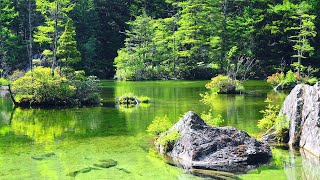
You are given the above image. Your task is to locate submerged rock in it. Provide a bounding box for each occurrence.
[155,111,272,174]
[66,167,95,177]
[31,152,55,161]
[280,83,320,157]
[93,159,118,168]
[190,168,239,179]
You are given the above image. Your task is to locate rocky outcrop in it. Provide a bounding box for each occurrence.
[280,83,320,157]
[156,111,272,174]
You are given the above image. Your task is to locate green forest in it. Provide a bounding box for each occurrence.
[1,0,319,80]
[2,1,320,179]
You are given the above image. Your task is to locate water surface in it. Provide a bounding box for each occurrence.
[0,81,319,179]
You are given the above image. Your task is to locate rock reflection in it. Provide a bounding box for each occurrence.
[300,148,320,179]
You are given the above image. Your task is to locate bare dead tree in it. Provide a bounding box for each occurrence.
[227,55,259,84]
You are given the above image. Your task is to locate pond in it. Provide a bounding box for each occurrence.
[0,80,319,179]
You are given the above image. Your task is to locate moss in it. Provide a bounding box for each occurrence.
[157,130,181,152]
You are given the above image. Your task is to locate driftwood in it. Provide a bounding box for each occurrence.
[8,84,17,107]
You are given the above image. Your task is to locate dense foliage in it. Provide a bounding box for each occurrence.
[257,98,289,141]
[147,115,173,135]
[0,0,319,80]
[205,75,244,94]
[11,67,99,106]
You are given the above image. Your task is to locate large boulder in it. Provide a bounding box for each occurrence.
[281,83,320,157]
[156,111,272,174]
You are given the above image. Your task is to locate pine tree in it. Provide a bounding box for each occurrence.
[57,19,81,67]
[34,0,74,75]
[289,2,317,74]
[0,0,18,76]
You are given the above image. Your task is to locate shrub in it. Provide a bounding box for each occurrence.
[147,115,173,135]
[205,75,243,94]
[116,93,150,105]
[257,99,280,130]
[157,130,181,152]
[307,77,318,85]
[267,72,285,87]
[11,67,100,106]
[0,78,9,86]
[284,70,296,84]
[257,98,289,138]
[201,111,224,126]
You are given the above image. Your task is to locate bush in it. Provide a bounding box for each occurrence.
[267,69,319,89]
[257,98,289,140]
[257,99,280,130]
[267,72,285,87]
[156,130,181,152]
[307,77,318,85]
[116,93,150,105]
[201,111,224,126]
[147,115,173,135]
[11,67,100,106]
[0,78,9,86]
[205,75,243,94]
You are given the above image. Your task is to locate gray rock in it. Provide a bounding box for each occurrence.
[156,111,272,174]
[281,83,320,157]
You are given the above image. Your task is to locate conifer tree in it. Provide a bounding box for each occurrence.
[57,19,81,67]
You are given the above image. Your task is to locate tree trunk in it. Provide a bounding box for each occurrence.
[28,0,33,72]
[221,0,228,70]
[52,2,59,76]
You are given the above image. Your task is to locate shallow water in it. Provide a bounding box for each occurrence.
[0,80,319,179]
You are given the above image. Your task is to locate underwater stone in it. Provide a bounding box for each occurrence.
[93,159,118,168]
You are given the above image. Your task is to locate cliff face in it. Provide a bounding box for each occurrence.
[281,83,320,157]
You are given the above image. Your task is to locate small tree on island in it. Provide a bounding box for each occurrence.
[57,19,81,69]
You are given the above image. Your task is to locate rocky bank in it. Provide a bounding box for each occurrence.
[280,83,320,158]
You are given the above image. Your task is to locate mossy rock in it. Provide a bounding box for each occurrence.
[93,159,118,168]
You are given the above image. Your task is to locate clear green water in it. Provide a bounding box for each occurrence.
[0,80,319,179]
